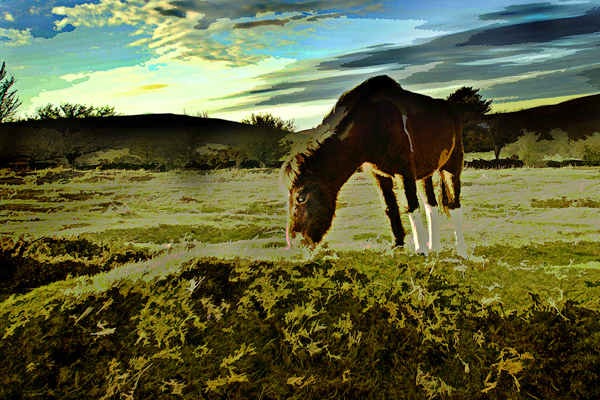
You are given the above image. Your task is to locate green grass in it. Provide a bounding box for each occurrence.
[1,165,600,399]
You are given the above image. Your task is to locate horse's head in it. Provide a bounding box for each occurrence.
[285,178,336,249]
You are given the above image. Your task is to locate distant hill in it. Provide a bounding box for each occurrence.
[1,93,598,169]
[0,113,277,149]
[483,93,600,140]
[0,113,290,168]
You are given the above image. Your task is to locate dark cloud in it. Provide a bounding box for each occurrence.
[580,67,600,91]
[482,66,596,102]
[306,12,343,21]
[154,7,187,18]
[167,0,384,30]
[212,72,380,112]
[315,5,600,79]
[479,2,573,22]
[234,18,289,29]
[234,5,600,116]
[316,28,475,70]
[458,7,600,46]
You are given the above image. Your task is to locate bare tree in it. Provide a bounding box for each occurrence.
[34,102,118,119]
[0,61,22,122]
[241,112,295,167]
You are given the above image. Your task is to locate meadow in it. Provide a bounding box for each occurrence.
[1,165,600,399]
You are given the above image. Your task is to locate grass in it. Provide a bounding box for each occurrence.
[1,165,600,399]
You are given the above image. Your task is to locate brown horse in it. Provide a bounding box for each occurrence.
[280,75,467,258]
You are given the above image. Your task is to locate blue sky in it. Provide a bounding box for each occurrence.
[1,0,599,129]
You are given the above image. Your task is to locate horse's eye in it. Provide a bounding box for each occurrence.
[297,194,307,204]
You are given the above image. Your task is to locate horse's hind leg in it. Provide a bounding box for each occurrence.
[398,173,428,255]
[371,173,405,247]
[440,170,468,258]
[420,176,441,252]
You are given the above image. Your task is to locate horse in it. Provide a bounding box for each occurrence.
[280,75,468,258]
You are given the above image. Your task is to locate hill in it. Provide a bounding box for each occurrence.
[0,113,275,148]
[484,93,600,140]
[0,114,283,168]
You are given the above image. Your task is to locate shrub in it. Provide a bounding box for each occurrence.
[505,131,600,166]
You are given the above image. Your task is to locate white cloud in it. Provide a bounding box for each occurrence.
[0,28,33,47]
[26,48,297,118]
[61,72,90,82]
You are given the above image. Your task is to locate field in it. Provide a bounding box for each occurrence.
[1,165,600,399]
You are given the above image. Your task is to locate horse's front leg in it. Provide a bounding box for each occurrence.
[371,173,405,247]
[420,176,442,252]
[398,173,428,256]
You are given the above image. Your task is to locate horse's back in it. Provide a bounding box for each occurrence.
[361,85,462,178]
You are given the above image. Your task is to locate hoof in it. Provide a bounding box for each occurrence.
[414,246,429,257]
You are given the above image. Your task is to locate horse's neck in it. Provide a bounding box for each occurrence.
[311,137,364,192]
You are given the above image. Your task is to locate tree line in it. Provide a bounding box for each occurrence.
[1,59,517,169]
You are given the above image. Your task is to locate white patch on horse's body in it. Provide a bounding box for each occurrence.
[408,209,428,255]
[477,122,490,131]
[437,136,456,169]
[338,121,355,141]
[449,208,468,259]
[402,115,414,152]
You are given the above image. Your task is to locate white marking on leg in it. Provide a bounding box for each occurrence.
[417,187,441,252]
[338,121,355,141]
[408,209,428,256]
[449,208,468,259]
[402,115,414,152]
[426,205,442,252]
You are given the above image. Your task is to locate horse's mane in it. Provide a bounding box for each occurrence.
[280,75,401,192]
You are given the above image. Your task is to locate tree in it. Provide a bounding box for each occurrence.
[446,87,494,154]
[197,147,248,169]
[241,112,295,167]
[486,115,523,159]
[33,102,118,119]
[0,61,22,122]
[16,126,109,168]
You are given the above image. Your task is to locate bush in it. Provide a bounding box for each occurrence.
[504,132,548,166]
[570,132,600,161]
[505,131,600,166]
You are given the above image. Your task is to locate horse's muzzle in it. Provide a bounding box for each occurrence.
[286,226,316,249]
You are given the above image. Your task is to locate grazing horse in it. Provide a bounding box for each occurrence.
[280,75,467,258]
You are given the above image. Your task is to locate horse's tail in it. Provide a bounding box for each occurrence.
[439,176,451,218]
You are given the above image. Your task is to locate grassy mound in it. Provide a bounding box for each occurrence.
[2,241,600,399]
[0,237,149,301]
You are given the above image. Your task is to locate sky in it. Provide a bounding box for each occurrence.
[1,0,600,130]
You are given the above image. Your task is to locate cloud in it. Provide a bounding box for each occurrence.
[153,6,187,19]
[580,67,600,91]
[141,83,169,90]
[478,2,592,23]
[234,18,289,29]
[0,27,34,47]
[166,0,388,30]
[23,47,297,117]
[458,7,600,47]
[0,0,79,39]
